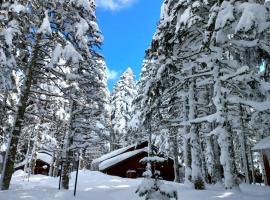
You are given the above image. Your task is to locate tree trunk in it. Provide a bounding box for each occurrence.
[212,135,222,183]
[188,80,202,182]
[53,154,60,177]
[205,136,214,182]
[0,34,41,190]
[239,104,250,183]
[171,128,180,182]
[61,100,75,189]
[183,96,192,182]
[248,146,255,184]
[49,151,55,177]
[200,138,208,182]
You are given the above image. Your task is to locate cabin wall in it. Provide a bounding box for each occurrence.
[33,160,50,175]
[263,149,270,185]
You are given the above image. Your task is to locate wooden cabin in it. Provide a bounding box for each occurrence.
[15,151,53,176]
[92,141,176,181]
[252,136,270,186]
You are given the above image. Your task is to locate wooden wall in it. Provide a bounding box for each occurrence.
[263,150,270,186]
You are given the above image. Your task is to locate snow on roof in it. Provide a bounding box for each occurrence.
[99,147,148,171]
[14,152,53,168]
[92,144,137,164]
[37,152,53,164]
[252,136,270,151]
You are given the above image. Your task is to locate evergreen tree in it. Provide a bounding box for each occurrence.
[0,0,103,190]
[110,68,136,150]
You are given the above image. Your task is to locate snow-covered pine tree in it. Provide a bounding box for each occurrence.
[110,68,136,150]
[0,0,103,190]
[136,108,178,200]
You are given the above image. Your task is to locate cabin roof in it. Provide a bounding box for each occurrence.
[252,136,270,151]
[36,152,53,164]
[15,151,53,168]
[92,141,148,165]
[94,141,177,171]
[99,147,148,171]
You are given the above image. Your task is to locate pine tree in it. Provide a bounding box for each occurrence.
[110,68,136,150]
[0,0,103,190]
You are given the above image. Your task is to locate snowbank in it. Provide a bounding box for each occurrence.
[252,136,270,151]
[0,170,269,200]
[239,183,270,197]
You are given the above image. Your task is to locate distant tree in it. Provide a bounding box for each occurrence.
[110,68,136,150]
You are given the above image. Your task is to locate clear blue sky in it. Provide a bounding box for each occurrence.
[96,0,164,90]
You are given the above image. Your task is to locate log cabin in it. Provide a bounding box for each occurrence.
[15,150,53,176]
[252,136,270,186]
[92,141,177,181]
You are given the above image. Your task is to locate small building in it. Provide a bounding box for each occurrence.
[15,151,53,176]
[92,141,176,181]
[252,136,270,186]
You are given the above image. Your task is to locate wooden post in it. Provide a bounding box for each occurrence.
[74,154,80,196]
[58,161,63,190]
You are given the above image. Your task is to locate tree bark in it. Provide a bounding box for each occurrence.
[61,100,75,189]
[188,79,202,182]
[239,104,250,183]
[171,128,180,182]
[0,34,41,190]
[212,135,222,183]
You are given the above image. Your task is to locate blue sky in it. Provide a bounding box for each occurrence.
[96,0,164,90]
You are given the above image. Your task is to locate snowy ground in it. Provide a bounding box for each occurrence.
[0,170,269,200]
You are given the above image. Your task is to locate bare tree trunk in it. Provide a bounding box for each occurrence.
[53,153,60,177]
[49,151,55,177]
[183,96,192,182]
[188,79,202,182]
[171,128,180,182]
[23,138,31,174]
[0,34,41,190]
[248,146,255,184]
[239,104,250,183]
[212,135,222,183]
[200,139,208,181]
[0,90,8,147]
[61,100,75,189]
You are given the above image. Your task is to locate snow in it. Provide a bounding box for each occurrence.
[70,0,93,11]
[252,136,270,151]
[76,18,89,38]
[37,152,53,165]
[62,43,83,63]
[239,184,270,197]
[228,97,270,112]
[215,1,235,30]
[92,144,136,164]
[140,156,166,164]
[2,20,19,46]
[0,170,269,200]
[10,2,26,13]
[235,3,270,34]
[99,148,148,171]
[37,12,52,35]
[15,152,52,168]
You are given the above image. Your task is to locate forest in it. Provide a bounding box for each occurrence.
[0,0,270,200]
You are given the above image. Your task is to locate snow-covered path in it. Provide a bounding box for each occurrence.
[0,170,269,200]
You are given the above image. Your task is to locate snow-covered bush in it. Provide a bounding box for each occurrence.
[136,157,178,200]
